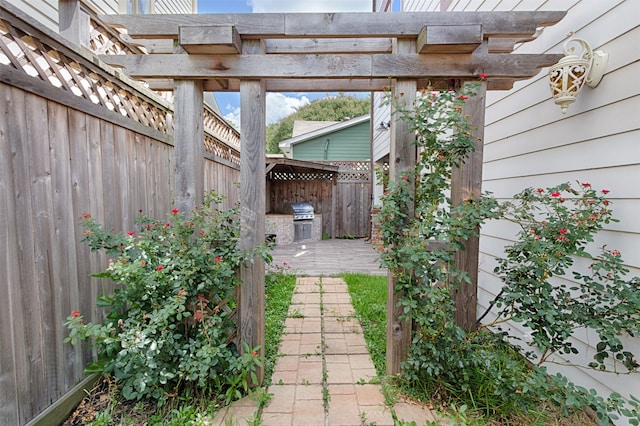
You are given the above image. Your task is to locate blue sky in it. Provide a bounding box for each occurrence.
[197,0,399,128]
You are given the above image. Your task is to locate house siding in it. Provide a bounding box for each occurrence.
[292,121,371,161]
[5,0,193,32]
[155,0,194,14]
[403,0,640,416]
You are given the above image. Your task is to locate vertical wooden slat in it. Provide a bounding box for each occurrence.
[0,83,21,426]
[68,108,91,375]
[113,125,129,232]
[24,92,54,416]
[148,138,161,216]
[173,79,204,215]
[451,80,487,331]
[86,115,105,334]
[239,42,266,384]
[9,84,38,423]
[100,121,117,231]
[48,100,80,393]
[386,39,417,376]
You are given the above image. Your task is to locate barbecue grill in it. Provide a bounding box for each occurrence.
[285,202,315,241]
[286,202,315,221]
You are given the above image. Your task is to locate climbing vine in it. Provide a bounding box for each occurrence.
[377,81,640,424]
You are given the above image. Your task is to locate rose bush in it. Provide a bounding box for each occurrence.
[377,82,640,424]
[65,192,267,403]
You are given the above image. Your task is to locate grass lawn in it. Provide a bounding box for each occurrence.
[340,273,387,376]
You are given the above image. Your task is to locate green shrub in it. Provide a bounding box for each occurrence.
[65,193,267,403]
[377,81,640,424]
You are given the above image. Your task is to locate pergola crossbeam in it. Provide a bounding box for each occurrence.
[101,52,562,80]
[99,11,565,40]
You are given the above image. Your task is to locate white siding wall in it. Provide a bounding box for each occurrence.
[6,0,193,33]
[403,0,640,418]
[155,0,194,13]
[4,0,58,30]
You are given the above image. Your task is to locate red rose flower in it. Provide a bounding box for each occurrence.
[551,191,561,197]
[70,310,81,318]
[601,189,610,194]
[215,256,222,263]
[171,208,179,214]
[156,265,164,271]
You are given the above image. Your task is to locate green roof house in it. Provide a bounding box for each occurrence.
[279,115,370,161]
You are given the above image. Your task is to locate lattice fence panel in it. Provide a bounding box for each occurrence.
[325,161,372,182]
[204,133,241,165]
[88,15,144,55]
[0,16,170,133]
[268,171,336,181]
[0,9,240,160]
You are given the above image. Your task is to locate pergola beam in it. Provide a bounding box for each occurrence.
[99,11,565,40]
[145,77,521,92]
[101,52,562,81]
[416,25,482,53]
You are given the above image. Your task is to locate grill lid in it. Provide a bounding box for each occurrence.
[287,202,314,220]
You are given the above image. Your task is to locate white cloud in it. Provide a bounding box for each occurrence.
[266,93,310,124]
[223,104,241,130]
[222,93,310,128]
[248,0,372,12]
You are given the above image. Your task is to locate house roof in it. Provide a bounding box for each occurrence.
[279,115,370,153]
[292,120,338,137]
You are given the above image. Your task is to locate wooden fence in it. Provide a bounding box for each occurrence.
[0,3,239,424]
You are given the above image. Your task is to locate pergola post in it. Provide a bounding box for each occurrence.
[238,40,266,384]
[451,80,487,331]
[386,41,417,376]
[173,79,204,216]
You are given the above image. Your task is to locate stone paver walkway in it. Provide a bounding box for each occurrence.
[210,276,438,426]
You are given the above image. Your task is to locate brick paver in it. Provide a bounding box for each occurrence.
[209,276,437,425]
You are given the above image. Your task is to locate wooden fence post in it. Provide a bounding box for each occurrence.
[451,80,487,331]
[239,40,266,384]
[173,79,204,215]
[386,40,417,376]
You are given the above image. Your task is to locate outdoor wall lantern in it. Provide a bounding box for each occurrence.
[548,33,608,114]
[377,121,391,131]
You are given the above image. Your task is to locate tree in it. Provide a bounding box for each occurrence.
[266,94,370,154]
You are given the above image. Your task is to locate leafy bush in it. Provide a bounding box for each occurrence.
[377,80,640,424]
[65,193,267,403]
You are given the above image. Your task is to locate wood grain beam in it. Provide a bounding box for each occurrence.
[386,39,417,377]
[238,40,266,386]
[179,25,242,54]
[451,80,486,331]
[98,11,566,40]
[263,38,393,54]
[417,25,482,53]
[101,52,562,81]
[173,79,204,216]
[145,77,518,92]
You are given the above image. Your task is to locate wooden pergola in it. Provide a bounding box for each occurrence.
[98,10,566,380]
